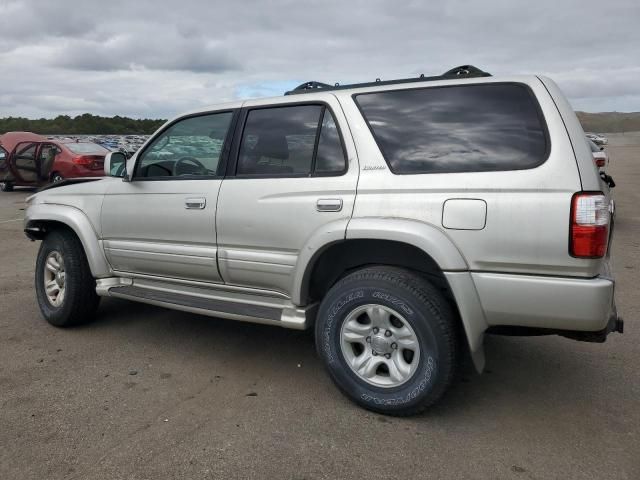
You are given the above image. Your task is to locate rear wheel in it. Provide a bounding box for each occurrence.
[0,181,13,192]
[315,266,458,416]
[35,229,100,327]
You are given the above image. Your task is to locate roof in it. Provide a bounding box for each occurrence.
[0,131,48,152]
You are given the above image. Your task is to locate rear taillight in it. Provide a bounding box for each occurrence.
[594,157,606,168]
[570,192,610,258]
[73,156,92,166]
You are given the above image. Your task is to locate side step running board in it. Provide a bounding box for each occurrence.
[107,284,312,330]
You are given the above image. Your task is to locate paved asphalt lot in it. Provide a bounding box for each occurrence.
[1,134,638,480]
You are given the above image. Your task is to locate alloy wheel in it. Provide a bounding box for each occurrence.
[340,304,421,388]
[43,250,66,307]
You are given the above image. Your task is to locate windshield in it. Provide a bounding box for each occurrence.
[588,139,600,152]
[64,142,109,155]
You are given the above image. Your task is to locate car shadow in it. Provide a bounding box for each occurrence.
[87,298,607,419]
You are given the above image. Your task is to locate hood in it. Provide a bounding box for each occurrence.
[27,176,121,205]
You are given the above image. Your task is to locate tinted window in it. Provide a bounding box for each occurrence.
[315,109,346,174]
[135,112,233,179]
[238,105,322,175]
[355,83,548,174]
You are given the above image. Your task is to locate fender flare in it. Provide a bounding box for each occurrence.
[345,218,469,270]
[292,217,486,371]
[24,203,111,278]
[292,217,469,305]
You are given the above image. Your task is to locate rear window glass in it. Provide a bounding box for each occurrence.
[64,142,109,155]
[354,83,549,174]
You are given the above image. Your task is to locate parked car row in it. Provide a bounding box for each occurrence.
[586,132,608,146]
[48,134,149,158]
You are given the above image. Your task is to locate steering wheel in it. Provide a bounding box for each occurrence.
[173,157,207,176]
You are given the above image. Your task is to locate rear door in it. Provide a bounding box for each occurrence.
[216,96,358,297]
[37,143,60,181]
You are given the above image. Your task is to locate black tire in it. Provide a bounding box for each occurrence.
[35,229,100,327]
[0,181,13,192]
[315,266,458,416]
[51,173,64,183]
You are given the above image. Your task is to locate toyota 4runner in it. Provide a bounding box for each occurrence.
[24,66,623,416]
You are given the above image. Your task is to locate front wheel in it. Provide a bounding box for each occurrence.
[35,229,100,327]
[315,267,458,416]
[0,181,13,192]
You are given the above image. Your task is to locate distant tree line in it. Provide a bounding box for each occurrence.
[2,111,639,136]
[0,114,166,135]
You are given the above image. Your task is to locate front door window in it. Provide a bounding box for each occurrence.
[134,112,233,179]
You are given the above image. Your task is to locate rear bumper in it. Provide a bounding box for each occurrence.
[471,271,618,333]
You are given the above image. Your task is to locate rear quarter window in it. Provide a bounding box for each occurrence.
[354,83,549,174]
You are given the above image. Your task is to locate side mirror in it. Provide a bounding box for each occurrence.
[104,151,128,180]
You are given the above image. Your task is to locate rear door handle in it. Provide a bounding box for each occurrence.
[316,198,343,212]
[185,197,206,209]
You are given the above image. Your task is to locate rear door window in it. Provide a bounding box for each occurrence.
[237,105,346,176]
[238,105,322,176]
[314,109,347,175]
[354,83,549,174]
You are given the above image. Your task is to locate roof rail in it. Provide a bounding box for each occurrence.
[284,65,491,95]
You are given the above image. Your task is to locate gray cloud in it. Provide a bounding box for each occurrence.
[55,36,240,73]
[0,0,638,118]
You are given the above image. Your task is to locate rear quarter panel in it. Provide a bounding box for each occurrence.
[338,76,592,277]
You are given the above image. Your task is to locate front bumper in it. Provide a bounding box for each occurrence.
[472,271,619,334]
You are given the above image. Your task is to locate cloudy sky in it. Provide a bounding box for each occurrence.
[0,0,638,119]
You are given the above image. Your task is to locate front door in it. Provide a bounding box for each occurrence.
[216,98,359,297]
[101,110,236,283]
[10,142,40,185]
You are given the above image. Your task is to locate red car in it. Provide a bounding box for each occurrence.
[0,132,108,191]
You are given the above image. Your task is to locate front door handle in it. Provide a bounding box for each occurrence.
[316,198,343,212]
[185,197,206,209]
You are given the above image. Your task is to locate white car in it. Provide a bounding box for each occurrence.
[586,133,608,146]
[588,139,609,169]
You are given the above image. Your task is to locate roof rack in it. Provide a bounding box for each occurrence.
[284,65,491,95]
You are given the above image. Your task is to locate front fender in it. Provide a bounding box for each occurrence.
[24,203,111,278]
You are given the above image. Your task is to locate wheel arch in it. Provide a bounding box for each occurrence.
[293,218,486,372]
[294,218,469,305]
[24,204,110,278]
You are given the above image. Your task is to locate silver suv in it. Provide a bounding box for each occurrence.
[24,66,622,416]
